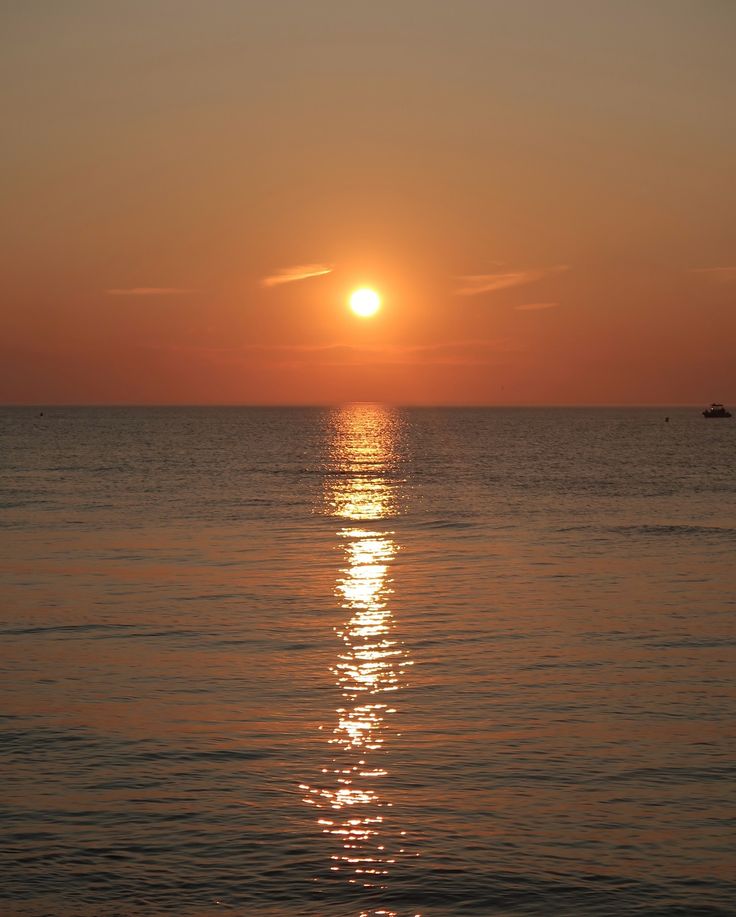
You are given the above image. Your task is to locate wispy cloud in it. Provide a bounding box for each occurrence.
[272,340,515,367]
[455,265,568,296]
[145,339,517,368]
[690,266,736,282]
[515,302,559,311]
[261,264,333,287]
[107,287,196,296]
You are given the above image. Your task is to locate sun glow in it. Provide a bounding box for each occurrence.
[349,288,381,318]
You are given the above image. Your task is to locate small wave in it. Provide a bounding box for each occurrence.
[2,623,137,637]
[611,524,736,538]
[645,637,736,649]
[609,764,736,785]
[416,518,477,530]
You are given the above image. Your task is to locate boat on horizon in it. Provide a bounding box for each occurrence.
[702,403,732,418]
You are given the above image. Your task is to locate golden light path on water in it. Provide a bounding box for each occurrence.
[301,406,419,917]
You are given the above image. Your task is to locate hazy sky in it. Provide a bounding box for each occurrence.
[2,0,734,404]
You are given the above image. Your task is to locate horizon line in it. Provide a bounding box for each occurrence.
[0,401,716,409]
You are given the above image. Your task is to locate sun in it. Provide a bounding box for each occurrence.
[349,287,381,318]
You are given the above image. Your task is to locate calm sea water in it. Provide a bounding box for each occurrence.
[1,406,734,917]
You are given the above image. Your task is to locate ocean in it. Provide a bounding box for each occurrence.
[1,405,734,916]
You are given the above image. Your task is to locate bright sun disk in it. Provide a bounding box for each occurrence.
[349,288,381,318]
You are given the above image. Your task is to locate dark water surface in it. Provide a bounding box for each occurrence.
[1,406,734,916]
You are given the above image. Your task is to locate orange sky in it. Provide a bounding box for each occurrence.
[1,1,734,405]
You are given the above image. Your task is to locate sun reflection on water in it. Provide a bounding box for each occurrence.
[301,405,418,912]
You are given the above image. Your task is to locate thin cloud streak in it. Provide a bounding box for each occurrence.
[262,340,515,366]
[107,287,197,296]
[455,265,568,296]
[145,339,517,367]
[261,264,333,287]
[515,302,559,311]
[690,266,736,282]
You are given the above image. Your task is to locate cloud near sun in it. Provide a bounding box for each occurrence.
[455,265,568,296]
[261,264,333,287]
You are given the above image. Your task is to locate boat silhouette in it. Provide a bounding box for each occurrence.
[702,403,732,418]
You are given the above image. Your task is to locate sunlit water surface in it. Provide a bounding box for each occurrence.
[1,406,734,916]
